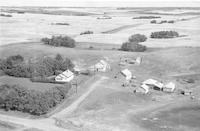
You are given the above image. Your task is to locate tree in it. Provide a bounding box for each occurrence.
[41,36,76,48]
[150,31,179,39]
[55,54,63,61]
[128,34,147,43]
[121,42,146,52]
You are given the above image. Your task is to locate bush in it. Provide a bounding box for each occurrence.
[128,34,147,43]
[168,20,175,23]
[159,20,167,24]
[41,36,75,48]
[4,64,32,78]
[121,42,146,52]
[6,55,24,67]
[52,23,69,25]
[150,31,179,39]
[132,16,161,19]
[80,31,93,35]
[150,20,157,24]
[0,84,71,116]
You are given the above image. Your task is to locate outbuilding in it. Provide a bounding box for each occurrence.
[55,70,74,82]
[142,79,164,91]
[141,84,150,94]
[121,69,132,80]
[163,82,176,92]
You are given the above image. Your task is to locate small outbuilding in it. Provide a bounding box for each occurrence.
[141,84,150,94]
[121,69,132,80]
[55,70,74,82]
[163,82,176,92]
[142,79,164,91]
[136,57,142,65]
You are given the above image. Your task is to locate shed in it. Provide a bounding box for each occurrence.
[121,69,132,80]
[143,79,164,90]
[163,82,176,92]
[136,57,142,65]
[141,84,150,94]
[55,70,74,82]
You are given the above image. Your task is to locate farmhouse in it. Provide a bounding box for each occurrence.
[89,60,110,72]
[142,79,164,91]
[55,70,74,82]
[121,69,132,80]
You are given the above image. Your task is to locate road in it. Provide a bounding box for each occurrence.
[0,76,108,131]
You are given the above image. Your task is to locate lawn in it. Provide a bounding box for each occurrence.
[0,76,63,91]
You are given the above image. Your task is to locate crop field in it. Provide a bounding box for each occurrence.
[0,6,200,131]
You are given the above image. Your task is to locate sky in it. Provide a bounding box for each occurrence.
[0,0,200,7]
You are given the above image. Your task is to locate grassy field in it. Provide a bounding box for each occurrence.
[0,76,64,91]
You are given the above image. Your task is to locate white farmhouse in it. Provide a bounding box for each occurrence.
[89,60,110,72]
[55,70,74,82]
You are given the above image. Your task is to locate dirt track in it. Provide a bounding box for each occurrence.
[102,23,143,34]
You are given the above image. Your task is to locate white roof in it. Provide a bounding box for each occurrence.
[58,70,74,78]
[143,79,164,89]
[100,60,107,66]
[90,60,109,69]
[164,82,176,91]
[141,84,150,94]
[121,69,132,77]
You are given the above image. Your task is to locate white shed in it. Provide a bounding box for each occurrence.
[55,70,74,82]
[143,79,164,90]
[141,84,150,94]
[136,57,142,65]
[121,69,132,80]
[163,82,176,92]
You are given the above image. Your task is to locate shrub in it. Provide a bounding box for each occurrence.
[0,84,71,116]
[128,34,147,43]
[159,20,167,24]
[41,36,75,48]
[0,14,12,17]
[132,16,161,19]
[150,20,157,24]
[121,42,146,52]
[150,31,179,39]
[80,31,93,35]
[6,55,24,67]
[168,20,175,23]
[4,64,32,78]
[52,23,69,25]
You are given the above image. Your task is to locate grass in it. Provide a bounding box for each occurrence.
[0,120,22,130]
[23,128,45,131]
[0,76,64,91]
[130,100,200,131]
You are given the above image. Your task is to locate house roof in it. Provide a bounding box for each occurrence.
[58,70,74,78]
[121,69,132,77]
[164,82,176,91]
[143,79,164,89]
[141,84,150,94]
